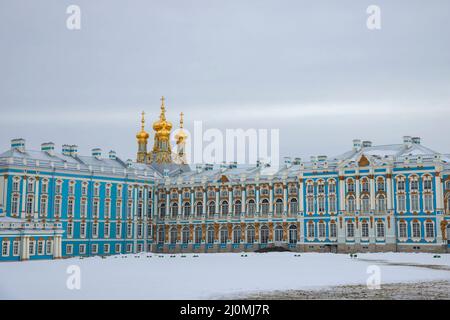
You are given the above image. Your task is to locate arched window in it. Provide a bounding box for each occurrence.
[376,220,385,238]
[260,226,269,243]
[196,202,203,217]
[170,227,177,244]
[170,203,178,218]
[246,226,255,243]
[157,227,164,244]
[288,225,297,244]
[183,202,191,218]
[247,199,256,215]
[376,178,385,192]
[289,198,298,215]
[261,199,269,215]
[361,195,370,213]
[208,201,215,216]
[274,198,283,215]
[159,203,166,218]
[317,196,325,213]
[346,196,355,213]
[233,227,241,244]
[220,201,229,215]
[234,200,242,216]
[274,225,283,242]
[361,178,370,193]
[376,195,386,213]
[220,227,228,244]
[347,179,355,193]
[182,227,190,244]
[194,227,202,244]
[207,226,215,244]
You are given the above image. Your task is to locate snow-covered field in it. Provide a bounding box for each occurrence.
[0,252,449,299]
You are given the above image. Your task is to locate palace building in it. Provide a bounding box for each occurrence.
[0,97,449,261]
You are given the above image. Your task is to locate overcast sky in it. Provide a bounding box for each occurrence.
[0,0,449,163]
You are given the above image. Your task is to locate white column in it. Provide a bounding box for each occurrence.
[21,177,27,218]
[387,174,393,210]
[370,175,376,210]
[21,236,30,261]
[298,179,304,212]
[165,192,169,217]
[435,173,444,210]
[339,177,345,212]
[202,187,207,215]
[143,187,148,251]
[215,188,219,214]
[133,186,138,253]
[153,191,158,219]
[178,189,182,217]
[242,187,247,215]
[355,177,361,210]
[283,184,288,214]
[228,186,232,215]
[34,178,40,220]
[269,183,273,214]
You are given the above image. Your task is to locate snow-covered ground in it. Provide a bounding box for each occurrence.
[0,252,449,299]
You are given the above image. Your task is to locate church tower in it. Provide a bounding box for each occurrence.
[151,96,173,164]
[174,112,188,165]
[136,111,149,163]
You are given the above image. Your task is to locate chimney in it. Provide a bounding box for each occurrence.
[362,140,372,148]
[353,139,362,151]
[403,136,412,148]
[108,150,117,160]
[41,142,55,155]
[412,137,421,145]
[91,148,102,159]
[11,138,25,152]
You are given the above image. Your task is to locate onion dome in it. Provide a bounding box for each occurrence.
[136,111,150,142]
[175,112,188,143]
[152,96,173,136]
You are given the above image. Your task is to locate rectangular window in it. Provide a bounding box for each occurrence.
[330,223,337,238]
[92,223,98,238]
[46,240,53,255]
[105,201,111,218]
[376,223,385,238]
[127,223,132,238]
[29,241,36,255]
[424,194,433,212]
[67,222,73,238]
[425,222,434,238]
[79,244,86,255]
[66,244,73,255]
[37,240,44,255]
[397,195,406,212]
[92,244,98,254]
[399,223,407,238]
[93,200,99,218]
[54,198,61,217]
[80,223,86,238]
[40,197,48,216]
[80,199,87,217]
[104,244,110,254]
[116,201,122,219]
[104,223,110,238]
[126,244,133,253]
[318,223,326,238]
[362,223,369,238]
[67,199,74,217]
[116,223,122,239]
[2,241,10,257]
[346,223,354,238]
[115,244,121,253]
[411,194,420,212]
[13,241,20,256]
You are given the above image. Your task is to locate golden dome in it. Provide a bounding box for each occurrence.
[175,112,188,142]
[136,111,150,141]
[153,96,173,135]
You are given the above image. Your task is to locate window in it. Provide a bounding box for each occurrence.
[55,182,62,195]
[67,198,74,217]
[234,200,242,215]
[220,201,229,215]
[68,183,75,195]
[159,203,166,218]
[247,200,256,215]
[46,240,53,255]
[329,195,336,213]
[425,221,434,238]
[27,180,35,193]
[2,241,10,257]
[196,202,203,216]
[104,223,110,238]
[424,194,433,212]
[411,194,420,212]
[274,225,283,242]
[26,195,34,214]
[105,200,111,218]
[92,244,98,254]
[80,223,86,238]
[104,244,110,254]
[362,179,369,193]
[80,198,87,218]
[397,179,405,192]
[274,199,283,215]
[347,196,355,213]
[410,178,419,191]
[288,225,297,244]
[376,178,385,192]
[347,222,355,238]
[127,223,132,238]
[397,194,406,212]
[92,223,98,238]
[115,244,121,253]
[261,199,269,215]
[376,195,386,213]
[307,222,315,238]
[12,178,20,192]
[194,227,202,244]
[423,178,432,191]
[412,221,421,238]
[79,244,86,255]
[246,226,255,243]
[318,222,326,238]
[182,227,189,244]
[361,221,369,238]
[376,221,385,238]
[29,240,35,255]
[37,240,44,255]
[306,184,314,194]
[361,195,370,213]
[54,197,61,217]
[116,223,122,239]
[289,199,298,215]
[208,201,215,216]
[67,222,73,238]
[318,196,325,213]
[81,183,88,196]
[307,197,314,213]
[13,241,19,256]
[220,228,228,244]
[105,185,111,198]
[233,227,241,244]
[170,228,177,244]
[157,227,164,244]
[317,183,325,194]
[137,224,143,238]
[207,227,214,244]
[93,199,99,218]
[347,180,355,193]
[183,202,191,217]
[40,196,48,217]
[328,182,336,194]
[94,185,100,197]
[260,226,269,244]
[330,222,337,238]
[11,195,19,215]
[399,221,407,239]
[126,244,132,253]
[170,203,178,218]
[66,244,73,255]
